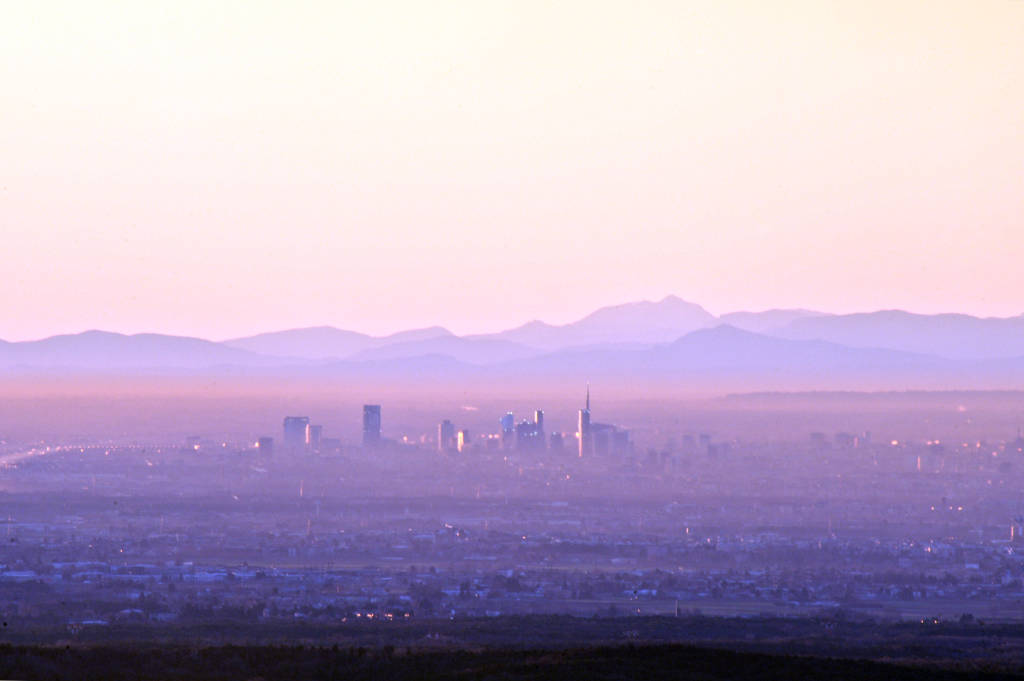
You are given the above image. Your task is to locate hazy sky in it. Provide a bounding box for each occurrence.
[2,1,1022,341]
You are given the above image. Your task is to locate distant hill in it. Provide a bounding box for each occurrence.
[719,309,828,334]
[773,310,1024,359]
[224,326,453,360]
[473,295,717,349]
[348,336,539,365]
[0,330,278,370]
[494,325,949,382]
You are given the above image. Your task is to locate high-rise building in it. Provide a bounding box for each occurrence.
[438,419,456,452]
[362,405,382,448]
[577,385,592,458]
[283,416,310,451]
[534,410,546,451]
[306,424,323,451]
[257,436,274,456]
[514,410,546,452]
[500,412,515,450]
[457,430,470,453]
[516,419,544,452]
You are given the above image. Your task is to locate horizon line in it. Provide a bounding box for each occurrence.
[3,297,1024,345]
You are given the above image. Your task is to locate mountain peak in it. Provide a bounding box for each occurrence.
[77,329,125,338]
[673,323,760,343]
[471,297,717,349]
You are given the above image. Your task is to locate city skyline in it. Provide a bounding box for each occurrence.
[5,3,1024,676]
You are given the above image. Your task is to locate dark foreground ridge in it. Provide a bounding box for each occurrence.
[4,615,1024,680]
[2,642,1021,681]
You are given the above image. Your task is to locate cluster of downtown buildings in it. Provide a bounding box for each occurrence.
[255,388,632,458]
[6,398,1024,633]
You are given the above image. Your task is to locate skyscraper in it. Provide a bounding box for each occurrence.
[516,418,544,452]
[513,409,546,452]
[283,416,310,451]
[577,385,592,458]
[438,419,455,452]
[500,412,515,450]
[457,429,470,453]
[363,405,382,448]
[306,424,322,451]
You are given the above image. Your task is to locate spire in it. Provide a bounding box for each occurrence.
[585,383,590,412]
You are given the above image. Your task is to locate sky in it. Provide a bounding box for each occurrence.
[2,1,1022,341]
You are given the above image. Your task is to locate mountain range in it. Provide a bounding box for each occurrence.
[3,296,1024,389]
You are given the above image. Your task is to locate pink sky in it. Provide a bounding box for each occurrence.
[2,1,1022,341]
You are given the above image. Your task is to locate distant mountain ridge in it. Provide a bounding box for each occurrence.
[774,310,1024,360]
[3,298,1024,390]
[719,309,828,334]
[0,330,279,370]
[470,295,718,349]
[480,324,956,384]
[223,325,454,359]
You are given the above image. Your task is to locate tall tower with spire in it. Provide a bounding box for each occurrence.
[577,383,592,458]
